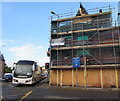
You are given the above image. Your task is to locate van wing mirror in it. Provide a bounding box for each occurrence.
[12,63,16,70]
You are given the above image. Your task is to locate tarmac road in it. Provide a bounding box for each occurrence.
[1,80,120,101]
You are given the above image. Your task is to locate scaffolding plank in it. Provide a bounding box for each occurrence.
[50,64,120,69]
[52,26,120,35]
[51,43,119,50]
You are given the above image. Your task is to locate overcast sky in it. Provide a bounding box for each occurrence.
[1,2,119,67]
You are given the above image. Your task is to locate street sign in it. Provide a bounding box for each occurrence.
[72,57,80,67]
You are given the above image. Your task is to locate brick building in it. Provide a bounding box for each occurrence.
[0,53,5,78]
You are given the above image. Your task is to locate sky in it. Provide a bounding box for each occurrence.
[1,1,119,67]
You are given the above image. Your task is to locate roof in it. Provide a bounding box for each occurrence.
[17,60,36,65]
[76,3,88,16]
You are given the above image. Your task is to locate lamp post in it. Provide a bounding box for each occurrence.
[118,13,120,26]
[51,11,56,15]
[51,11,59,18]
[118,1,120,26]
[50,11,61,86]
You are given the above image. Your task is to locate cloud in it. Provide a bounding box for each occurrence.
[6,40,16,43]
[33,46,44,50]
[0,41,3,46]
[9,44,49,66]
[0,39,15,49]
[3,39,16,45]
[9,44,35,59]
[0,40,6,50]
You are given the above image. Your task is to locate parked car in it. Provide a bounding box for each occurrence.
[41,73,47,79]
[41,71,48,79]
[2,73,13,82]
[0,78,2,82]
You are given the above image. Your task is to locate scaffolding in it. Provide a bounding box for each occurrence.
[49,5,120,88]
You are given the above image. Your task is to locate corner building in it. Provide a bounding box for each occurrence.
[49,4,120,88]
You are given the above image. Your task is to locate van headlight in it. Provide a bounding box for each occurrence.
[25,79,31,83]
[13,79,18,82]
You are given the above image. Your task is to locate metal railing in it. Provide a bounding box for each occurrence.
[51,57,120,66]
[50,5,114,20]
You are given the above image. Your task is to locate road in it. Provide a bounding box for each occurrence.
[1,80,120,101]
